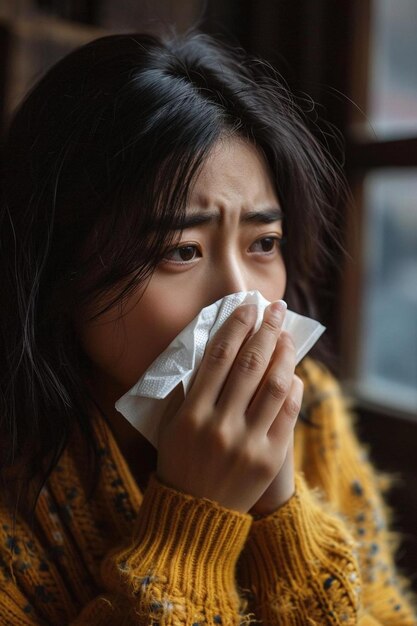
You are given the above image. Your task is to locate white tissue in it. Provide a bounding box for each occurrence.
[115,290,325,447]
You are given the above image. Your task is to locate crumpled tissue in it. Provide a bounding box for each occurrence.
[115,290,326,447]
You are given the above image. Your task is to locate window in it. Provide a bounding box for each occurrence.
[368,0,417,139]
[344,0,417,418]
[358,170,417,412]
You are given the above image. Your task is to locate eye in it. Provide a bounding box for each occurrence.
[250,236,287,253]
[163,244,201,264]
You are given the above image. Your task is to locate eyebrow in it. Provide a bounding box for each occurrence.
[168,207,284,231]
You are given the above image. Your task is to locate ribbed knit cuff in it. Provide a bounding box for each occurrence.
[238,472,361,608]
[101,472,252,610]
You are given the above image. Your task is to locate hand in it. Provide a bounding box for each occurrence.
[156,301,301,514]
[249,429,296,517]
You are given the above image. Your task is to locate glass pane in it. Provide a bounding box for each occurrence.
[358,170,417,414]
[369,0,417,139]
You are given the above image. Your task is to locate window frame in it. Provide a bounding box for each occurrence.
[340,0,417,421]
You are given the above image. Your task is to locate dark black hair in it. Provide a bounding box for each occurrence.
[0,30,346,523]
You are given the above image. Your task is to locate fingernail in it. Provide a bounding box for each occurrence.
[270,300,287,317]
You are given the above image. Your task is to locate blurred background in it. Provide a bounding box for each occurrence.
[0,0,416,589]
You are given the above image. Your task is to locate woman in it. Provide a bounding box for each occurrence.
[0,30,416,625]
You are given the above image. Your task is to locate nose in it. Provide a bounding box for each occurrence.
[209,254,248,302]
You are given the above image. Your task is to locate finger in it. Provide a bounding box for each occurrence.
[185,303,257,409]
[243,331,296,433]
[267,373,304,442]
[215,301,287,418]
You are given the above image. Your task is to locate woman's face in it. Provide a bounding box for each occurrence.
[77,136,287,404]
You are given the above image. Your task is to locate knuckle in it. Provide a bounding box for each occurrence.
[208,422,234,452]
[285,396,302,419]
[237,348,266,374]
[239,442,255,464]
[280,331,296,351]
[265,375,289,400]
[233,305,255,328]
[241,445,272,477]
[261,316,281,333]
[207,339,233,365]
[179,408,200,430]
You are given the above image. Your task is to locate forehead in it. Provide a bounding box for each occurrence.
[188,136,278,210]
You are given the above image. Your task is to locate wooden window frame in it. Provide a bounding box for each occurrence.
[340,0,417,422]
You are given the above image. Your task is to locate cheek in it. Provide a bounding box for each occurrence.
[78,288,200,391]
[121,298,191,383]
[256,258,287,304]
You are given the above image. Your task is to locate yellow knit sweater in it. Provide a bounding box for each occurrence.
[1,357,416,625]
